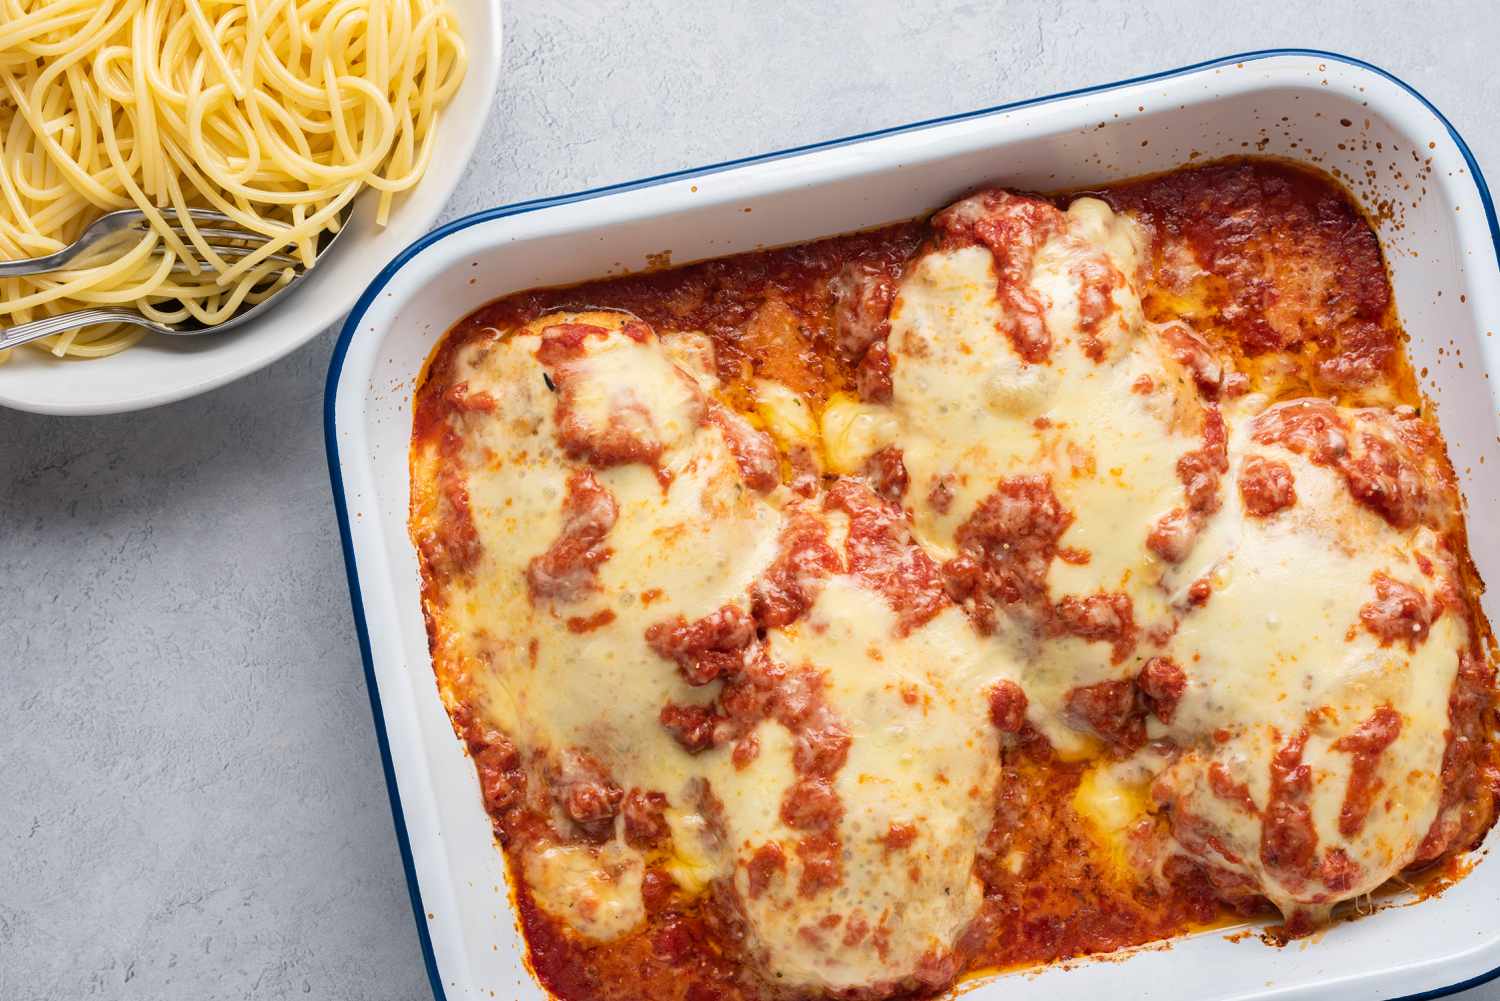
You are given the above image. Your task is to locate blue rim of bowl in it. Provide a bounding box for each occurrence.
[324,48,1500,1001]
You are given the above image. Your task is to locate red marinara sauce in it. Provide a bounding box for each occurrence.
[1085,158,1418,407]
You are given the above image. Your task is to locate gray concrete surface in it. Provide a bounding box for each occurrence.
[4,1,1499,998]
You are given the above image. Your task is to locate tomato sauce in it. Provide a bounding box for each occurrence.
[1091,159,1413,405]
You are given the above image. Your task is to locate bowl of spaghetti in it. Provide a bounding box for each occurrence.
[0,0,500,415]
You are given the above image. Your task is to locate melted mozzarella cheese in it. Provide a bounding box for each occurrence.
[754,378,818,449]
[661,807,728,895]
[1074,756,1157,873]
[745,581,1009,989]
[560,327,704,454]
[424,311,781,939]
[660,329,721,390]
[883,199,1203,745]
[524,840,645,942]
[1148,406,1465,916]
[819,391,900,474]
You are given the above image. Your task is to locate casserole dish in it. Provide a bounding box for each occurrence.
[326,50,1500,1001]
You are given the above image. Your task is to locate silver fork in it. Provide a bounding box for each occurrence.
[0,206,349,351]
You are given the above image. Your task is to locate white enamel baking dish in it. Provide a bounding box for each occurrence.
[326,50,1500,1001]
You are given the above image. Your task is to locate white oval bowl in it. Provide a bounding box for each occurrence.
[0,0,501,417]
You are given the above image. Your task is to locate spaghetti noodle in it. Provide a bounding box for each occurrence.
[0,0,466,361]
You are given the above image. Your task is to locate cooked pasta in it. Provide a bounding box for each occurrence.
[0,0,466,361]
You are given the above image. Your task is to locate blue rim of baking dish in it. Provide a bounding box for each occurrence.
[325,48,1500,1001]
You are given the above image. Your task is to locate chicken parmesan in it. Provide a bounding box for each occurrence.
[409,159,1497,1001]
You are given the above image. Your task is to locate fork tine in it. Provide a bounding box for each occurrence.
[204,242,307,267]
[150,209,323,248]
[182,207,237,220]
[169,262,298,276]
[107,208,248,233]
[176,208,241,226]
[103,209,272,250]
[185,226,289,243]
[163,217,312,269]
[203,244,301,262]
[178,208,333,234]
[170,246,302,268]
[163,211,281,241]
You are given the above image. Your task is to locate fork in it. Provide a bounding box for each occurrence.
[0,207,348,351]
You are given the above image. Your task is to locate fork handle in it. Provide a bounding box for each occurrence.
[0,248,84,278]
[0,309,153,351]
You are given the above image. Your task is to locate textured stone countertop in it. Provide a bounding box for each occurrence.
[5,2,1500,999]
